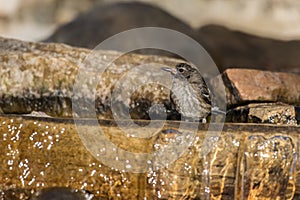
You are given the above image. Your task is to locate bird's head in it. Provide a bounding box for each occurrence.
[162,63,202,82]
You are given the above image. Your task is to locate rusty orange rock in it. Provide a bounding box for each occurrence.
[222,69,300,106]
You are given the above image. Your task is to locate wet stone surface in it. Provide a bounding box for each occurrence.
[0,36,182,119]
[226,103,299,125]
[0,115,299,199]
[1,36,300,124]
[239,135,295,199]
[0,36,300,200]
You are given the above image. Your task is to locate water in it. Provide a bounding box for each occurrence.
[0,116,298,199]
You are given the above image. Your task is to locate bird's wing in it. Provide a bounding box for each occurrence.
[200,83,212,105]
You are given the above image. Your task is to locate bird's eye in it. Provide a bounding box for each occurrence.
[178,68,184,73]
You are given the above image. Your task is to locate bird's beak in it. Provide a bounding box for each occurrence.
[161,67,177,75]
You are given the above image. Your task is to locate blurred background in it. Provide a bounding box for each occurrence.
[1,0,300,72]
[1,0,300,41]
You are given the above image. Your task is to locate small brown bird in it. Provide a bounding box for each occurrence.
[162,63,211,122]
